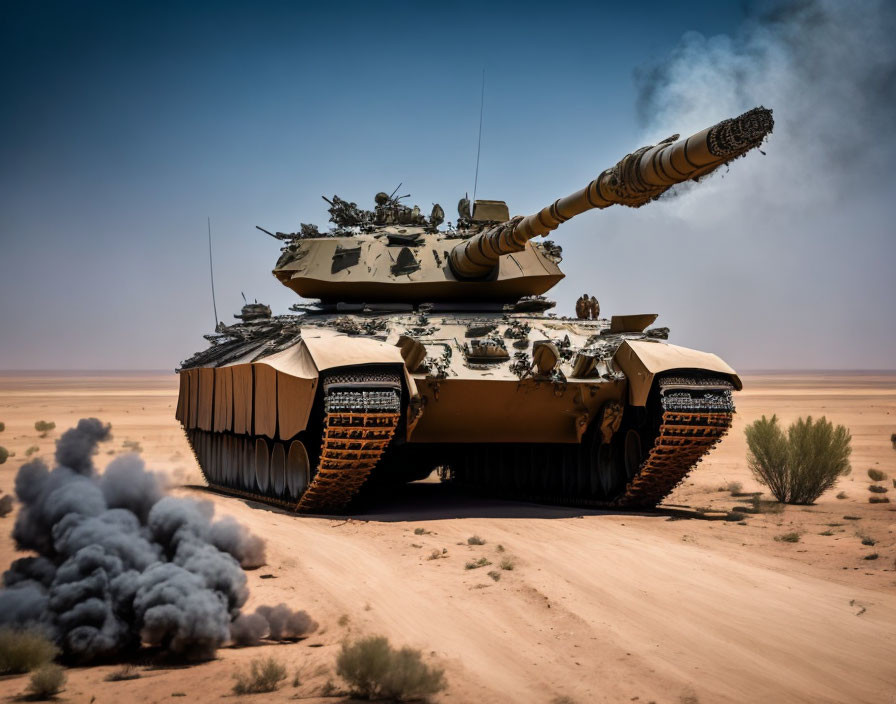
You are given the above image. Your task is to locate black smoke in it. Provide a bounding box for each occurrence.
[0,418,314,662]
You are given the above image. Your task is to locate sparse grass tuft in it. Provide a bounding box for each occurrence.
[868,484,888,493]
[836,491,848,499]
[499,557,515,571]
[338,614,350,627]
[0,628,59,674]
[487,570,501,582]
[25,445,40,457]
[467,535,486,545]
[34,421,56,437]
[465,557,491,570]
[495,544,505,553]
[336,635,446,702]
[427,549,447,561]
[105,664,140,681]
[232,657,287,695]
[819,530,834,536]
[745,415,852,504]
[867,468,887,481]
[859,535,876,546]
[413,527,431,536]
[726,481,743,495]
[863,553,879,560]
[27,664,65,700]
[774,532,801,543]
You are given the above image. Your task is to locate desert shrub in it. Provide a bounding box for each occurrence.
[34,421,56,436]
[819,530,834,536]
[25,445,40,457]
[863,553,879,560]
[867,468,887,481]
[0,495,13,517]
[0,628,59,674]
[869,496,890,504]
[745,415,851,504]
[105,664,140,681]
[868,484,888,493]
[232,657,287,695]
[495,544,505,553]
[487,570,501,582]
[860,535,876,546]
[843,515,861,520]
[336,635,446,701]
[774,532,801,543]
[0,422,4,432]
[467,535,486,545]
[0,446,8,465]
[27,664,66,699]
[499,557,515,571]
[726,481,743,495]
[465,557,491,570]
[836,492,848,499]
[338,614,350,627]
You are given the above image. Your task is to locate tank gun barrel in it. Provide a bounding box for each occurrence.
[449,107,773,279]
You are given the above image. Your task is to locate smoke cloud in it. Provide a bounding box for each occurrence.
[595,0,896,368]
[0,419,315,662]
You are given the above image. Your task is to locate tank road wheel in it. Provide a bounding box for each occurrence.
[286,440,311,499]
[270,443,286,496]
[255,438,270,493]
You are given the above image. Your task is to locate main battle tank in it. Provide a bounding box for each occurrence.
[177,107,773,513]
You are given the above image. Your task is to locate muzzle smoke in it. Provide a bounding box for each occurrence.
[0,418,316,662]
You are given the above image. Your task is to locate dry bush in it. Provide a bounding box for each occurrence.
[467,535,486,545]
[869,496,890,504]
[867,468,887,481]
[105,664,140,681]
[0,495,13,517]
[465,557,491,570]
[868,485,888,493]
[819,530,834,536]
[25,445,40,457]
[27,664,66,700]
[863,553,879,560]
[232,657,287,695]
[336,635,446,701]
[859,535,876,546]
[413,527,429,535]
[499,557,515,571]
[836,491,848,499]
[0,446,8,465]
[745,415,851,504]
[0,421,5,432]
[487,570,501,582]
[34,421,56,437]
[774,532,801,543]
[726,481,743,495]
[0,628,59,674]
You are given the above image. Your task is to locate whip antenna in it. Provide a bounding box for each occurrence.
[207,216,219,328]
[472,68,485,204]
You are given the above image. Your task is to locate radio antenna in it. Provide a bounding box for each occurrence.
[207,216,219,328]
[472,68,485,205]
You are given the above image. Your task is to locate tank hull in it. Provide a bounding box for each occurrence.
[177,309,738,513]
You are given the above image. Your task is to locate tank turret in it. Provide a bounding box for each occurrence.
[449,107,773,279]
[270,107,772,303]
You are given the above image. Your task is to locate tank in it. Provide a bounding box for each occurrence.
[177,107,773,513]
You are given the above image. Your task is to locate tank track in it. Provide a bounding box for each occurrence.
[185,369,401,514]
[444,375,734,509]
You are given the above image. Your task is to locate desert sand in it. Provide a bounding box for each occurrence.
[0,371,894,703]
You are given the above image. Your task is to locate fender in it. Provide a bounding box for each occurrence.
[613,339,742,407]
[176,330,420,441]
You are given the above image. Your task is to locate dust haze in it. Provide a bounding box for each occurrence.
[562,0,896,369]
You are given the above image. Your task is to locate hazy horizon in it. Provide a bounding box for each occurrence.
[2,0,894,370]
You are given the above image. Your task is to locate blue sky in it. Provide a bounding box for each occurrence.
[1,1,893,369]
